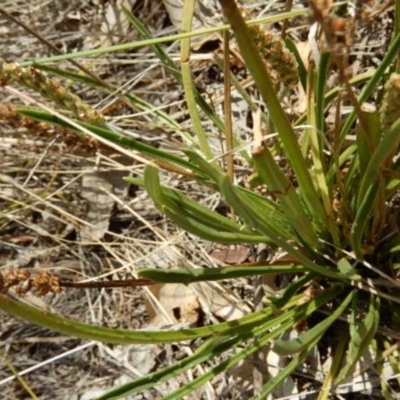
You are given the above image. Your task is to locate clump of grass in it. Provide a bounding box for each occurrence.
[1,0,400,398]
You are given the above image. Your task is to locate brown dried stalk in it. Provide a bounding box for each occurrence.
[0,268,154,297]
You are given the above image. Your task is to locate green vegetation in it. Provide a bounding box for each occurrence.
[1,0,400,398]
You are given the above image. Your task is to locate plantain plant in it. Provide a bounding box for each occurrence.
[1,0,400,398]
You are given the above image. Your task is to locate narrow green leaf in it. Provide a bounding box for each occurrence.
[143,165,272,243]
[335,294,380,383]
[122,5,225,137]
[254,335,321,399]
[19,9,307,67]
[337,258,362,280]
[356,107,382,173]
[33,64,106,86]
[161,288,341,400]
[296,70,382,131]
[217,0,328,228]
[180,0,215,161]
[162,318,295,400]
[32,66,193,143]
[162,203,271,244]
[17,108,205,176]
[305,62,340,246]
[285,37,307,91]
[318,330,349,400]
[0,293,281,345]
[357,116,400,208]
[350,184,380,259]
[97,335,244,400]
[182,148,225,182]
[351,117,400,257]
[315,52,331,134]
[251,143,318,248]
[269,274,317,309]
[340,31,400,141]
[272,290,355,355]
[126,173,287,236]
[219,175,342,279]
[138,265,307,284]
